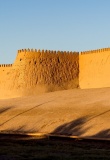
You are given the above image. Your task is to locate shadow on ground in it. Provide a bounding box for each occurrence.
[0,106,110,139]
[52,109,110,138]
[52,116,90,136]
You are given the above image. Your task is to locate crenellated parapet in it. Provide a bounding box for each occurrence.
[2,46,110,94]
[80,48,110,55]
[17,48,79,55]
[0,64,12,67]
[15,49,79,63]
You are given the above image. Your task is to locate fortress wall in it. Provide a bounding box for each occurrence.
[4,49,79,94]
[0,64,13,93]
[79,48,110,89]
[23,50,79,92]
[0,64,12,78]
[0,64,12,77]
[2,47,110,98]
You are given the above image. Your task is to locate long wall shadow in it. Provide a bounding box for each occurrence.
[52,109,110,138]
[93,129,110,138]
[52,116,90,136]
[0,105,110,139]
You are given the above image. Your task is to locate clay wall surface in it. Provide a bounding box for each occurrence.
[14,49,79,91]
[0,64,12,79]
[0,64,12,90]
[1,47,110,98]
[79,48,110,89]
[0,49,79,97]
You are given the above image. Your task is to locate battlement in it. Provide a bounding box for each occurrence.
[80,48,110,55]
[0,64,12,67]
[18,47,110,56]
[14,49,79,65]
[1,46,110,97]
[17,49,79,55]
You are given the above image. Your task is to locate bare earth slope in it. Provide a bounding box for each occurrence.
[0,88,110,139]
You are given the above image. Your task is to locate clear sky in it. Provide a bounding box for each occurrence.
[0,0,110,63]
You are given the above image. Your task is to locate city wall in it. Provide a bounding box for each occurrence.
[0,47,110,98]
[0,49,79,97]
[79,48,110,88]
[13,49,79,91]
[0,64,12,85]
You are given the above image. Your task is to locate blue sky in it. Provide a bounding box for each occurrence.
[0,0,110,63]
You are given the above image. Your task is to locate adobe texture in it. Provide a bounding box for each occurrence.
[1,47,110,98]
[0,49,79,97]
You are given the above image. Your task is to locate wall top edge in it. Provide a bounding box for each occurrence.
[0,64,12,67]
[17,49,79,54]
[80,47,110,55]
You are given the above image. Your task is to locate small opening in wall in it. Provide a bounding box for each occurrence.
[20,58,22,61]
[35,61,36,65]
[58,58,60,63]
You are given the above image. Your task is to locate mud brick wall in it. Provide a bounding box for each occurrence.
[0,49,79,94]
[79,48,110,89]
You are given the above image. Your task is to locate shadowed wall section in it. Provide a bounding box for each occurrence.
[79,48,110,89]
[0,49,79,97]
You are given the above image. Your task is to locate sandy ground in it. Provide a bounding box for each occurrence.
[0,88,110,139]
